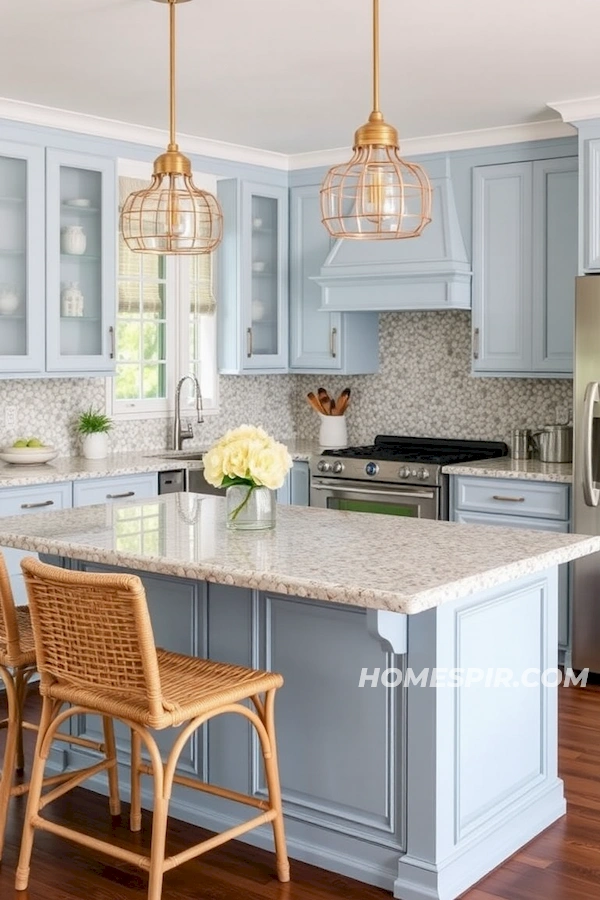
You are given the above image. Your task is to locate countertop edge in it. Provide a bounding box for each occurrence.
[0,530,595,616]
[442,460,573,484]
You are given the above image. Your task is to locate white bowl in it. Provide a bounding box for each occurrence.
[65,198,91,208]
[0,445,58,465]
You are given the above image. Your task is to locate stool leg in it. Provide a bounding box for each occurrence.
[14,667,28,775]
[15,696,54,891]
[101,717,121,817]
[0,666,18,862]
[147,783,168,900]
[130,728,142,832]
[262,690,290,883]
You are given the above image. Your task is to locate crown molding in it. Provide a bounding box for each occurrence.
[0,97,289,171]
[0,97,577,173]
[547,96,600,124]
[287,119,575,170]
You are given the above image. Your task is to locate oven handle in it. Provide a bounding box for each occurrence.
[310,484,435,500]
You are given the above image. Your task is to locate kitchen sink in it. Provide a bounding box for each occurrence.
[147,451,206,461]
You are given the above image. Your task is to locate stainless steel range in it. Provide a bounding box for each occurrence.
[310,435,508,520]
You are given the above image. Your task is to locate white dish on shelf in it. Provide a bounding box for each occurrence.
[0,445,58,465]
[64,198,91,208]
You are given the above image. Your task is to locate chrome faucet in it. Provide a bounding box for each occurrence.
[173,375,204,451]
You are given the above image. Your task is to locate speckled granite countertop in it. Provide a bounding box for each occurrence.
[0,494,596,614]
[0,452,181,487]
[0,440,318,488]
[442,457,573,484]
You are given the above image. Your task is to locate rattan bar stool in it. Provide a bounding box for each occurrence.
[0,551,120,862]
[16,557,290,900]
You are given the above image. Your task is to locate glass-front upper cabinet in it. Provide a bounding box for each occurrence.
[0,141,45,374]
[247,192,282,364]
[45,149,116,373]
[217,179,288,373]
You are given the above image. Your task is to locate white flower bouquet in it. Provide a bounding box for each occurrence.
[203,426,293,527]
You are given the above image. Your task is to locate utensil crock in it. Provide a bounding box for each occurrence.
[318,414,347,449]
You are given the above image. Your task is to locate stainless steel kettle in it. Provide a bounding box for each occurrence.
[531,425,573,463]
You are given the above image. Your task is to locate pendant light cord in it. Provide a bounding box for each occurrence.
[372,0,380,114]
[169,0,177,150]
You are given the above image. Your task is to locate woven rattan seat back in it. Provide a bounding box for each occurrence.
[0,550,20,663]
[21,557,165,721]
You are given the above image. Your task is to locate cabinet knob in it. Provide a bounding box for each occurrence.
[246,327,253,357]
[109,325,115,359]
[473,327,480,360]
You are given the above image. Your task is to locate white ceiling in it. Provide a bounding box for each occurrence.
[2,0,600,155]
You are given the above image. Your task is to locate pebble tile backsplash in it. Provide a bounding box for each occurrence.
[0,312,572,455]
[295,312,573,445]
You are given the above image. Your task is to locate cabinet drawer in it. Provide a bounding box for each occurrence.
[0,481,72,605]
[0,481,72,516]
[454,477,569,520]
[455,510,569,532]
[73,473,158,508]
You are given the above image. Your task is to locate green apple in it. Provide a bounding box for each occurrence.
[27,438,43,448]
[12,439,27,448]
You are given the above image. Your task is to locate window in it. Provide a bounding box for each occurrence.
[109,163,219,420]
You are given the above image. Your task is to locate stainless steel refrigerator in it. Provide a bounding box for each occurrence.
[573,275,600,672]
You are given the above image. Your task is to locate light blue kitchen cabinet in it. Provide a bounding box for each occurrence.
[218,179,288,374]
[472,156,577,377]
[0,140,45,375]
[276,460,310,506]
[45,149,117,375]
[290,459,310,506]
[451,475,571,652]
[582,136,600,271]
[532,157,578,372]
[289,184,379,373]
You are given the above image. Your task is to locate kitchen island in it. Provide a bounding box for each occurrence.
[0,494,597,900]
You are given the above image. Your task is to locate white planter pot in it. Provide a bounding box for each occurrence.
[81,432,109,460]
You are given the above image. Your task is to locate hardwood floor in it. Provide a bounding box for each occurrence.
[1,684,600,900]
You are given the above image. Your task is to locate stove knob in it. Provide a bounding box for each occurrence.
[317,460,332,473]
[365,461,379,477]
[417,468,430,481]
[398,466,411,479]
[332,461,344,474]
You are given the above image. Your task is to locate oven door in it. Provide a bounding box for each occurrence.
[310,478,439,520]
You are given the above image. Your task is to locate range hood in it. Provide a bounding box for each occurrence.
[312,156,472,312]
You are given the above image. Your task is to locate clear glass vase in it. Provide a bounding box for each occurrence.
[225,484,276,530]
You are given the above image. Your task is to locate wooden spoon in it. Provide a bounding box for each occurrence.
[317,387,331,414]
[336,387,351,416]
[307,391,327,415]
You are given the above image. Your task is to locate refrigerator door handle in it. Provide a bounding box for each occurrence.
[583,381,600,507]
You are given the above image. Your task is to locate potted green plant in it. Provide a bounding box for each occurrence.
[76,407,113,460]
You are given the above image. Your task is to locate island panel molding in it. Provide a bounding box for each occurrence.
[395,569,563,900]
[256,593,405,846]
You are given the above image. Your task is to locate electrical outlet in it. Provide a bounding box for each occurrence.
[4,406,17,430]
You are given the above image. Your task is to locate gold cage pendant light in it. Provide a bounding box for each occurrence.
[121,0,223,255]
[320,0,432,240]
